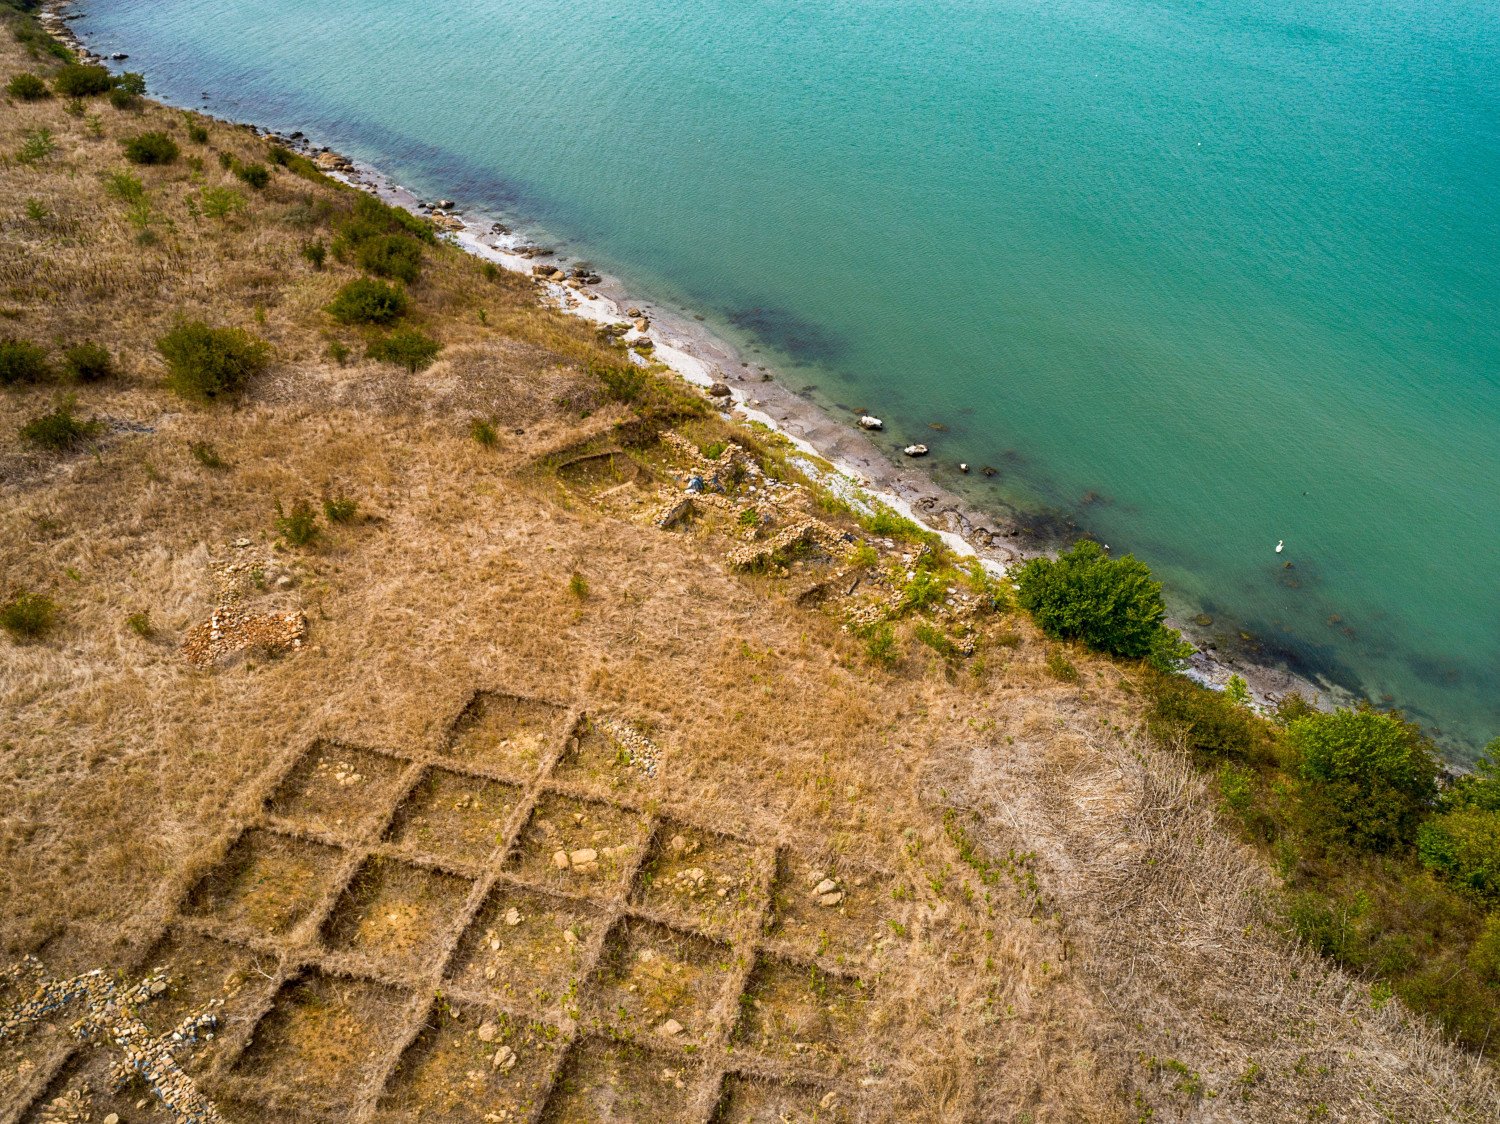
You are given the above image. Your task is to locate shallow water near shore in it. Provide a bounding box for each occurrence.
[72,0,1500,756]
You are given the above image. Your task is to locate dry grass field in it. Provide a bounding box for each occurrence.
[3,18,1499,1122]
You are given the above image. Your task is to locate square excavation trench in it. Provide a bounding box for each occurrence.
[552,715,654,794]
[765,854,905,968]
[265,741,411,837]
[320,857,474,976]
[589,918,737,1046]
[136,927,280,1071]
[710,1073,853,1124]
[444,692,570,778]
[183,828,344,937]
[732,956,872,1074]
[374,1001,563,1124]
[631,821,768,937]
[383,766,523,867]
[233,972,412,1108]
[508,793,649,895]
[541,1037,703,1124]
[23,1049,252,1124]
[445,884,604,1020]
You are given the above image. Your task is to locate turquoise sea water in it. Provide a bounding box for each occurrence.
[77,0,1500,755]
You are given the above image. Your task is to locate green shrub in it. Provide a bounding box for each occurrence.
[185,120,209,144]
[1,590,58,641]
[470,418,498,446]
[121,131,179,165]
[6,72,48,100]
[1145,670,1274,764]
[198,186,245,220]
[322,496,358,524]
[61,342,114,383]
[350,192,436,244]
[568,572,589,599]
[234,161,270,189]
[52,63,112,97]
[900,568,945,613]
[20,396,102,450]
[125,610,152,637]
[589,357,646,403]
[189,440,227,469]
[1417,807,1500,906]
[273,499,319,546]
[107,85,138,110]
[301,239,326,269]
[0,337,50,385]
[156,321,270,401]
[356,233,423,282]
[327,278,407,325]
[15,126,55,164]
[1016,539,1175,662]
[864,622,899,667]
[1439,743,1500,813]
[1288,708,1438,852]
[103,170,144,203]
[1045,646,1080,682]
[367,329,440,373]
[113,71,145,95]
[914,622,959,658]
[858,506,939,547]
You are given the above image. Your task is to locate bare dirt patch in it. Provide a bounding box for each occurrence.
[444,693,572,779]
[631,823,769,939]
[183,829,344,938]
[445,885,604,1020]
[266,743,412,838]
[540,1036,704,1123]
[765,854,903,970]
[382,767,523,867]
[507,793,650,896]
[588,917,736,1046]
[374,1001,563,1124]
[320,858,474,977]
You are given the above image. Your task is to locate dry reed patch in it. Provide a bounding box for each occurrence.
[540,1036,704,1124]
[232,971,411,1108]
[552,715,656,795]
[765,855,902,970]
[630,822,768,938]
[265,742,410,838]
[444,692,570,779]
[136,928,279,1069]
[588,917,736,1046]
[710,1073,851,1124]
[320,857,473,976]
[374,1001,563,1124]
[382,766,522,867]
[445,885,604,1019]
[508,793,650,895]
[732,957,872,1075]
[182,829,344,937]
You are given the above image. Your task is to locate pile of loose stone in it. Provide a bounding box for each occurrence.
[2,957,225,1124]
[181,541,307,667]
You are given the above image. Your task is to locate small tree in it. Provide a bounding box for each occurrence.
[122,131,180,165]
[327,278,407,325]
[156,321,270,401]
[1288,707,1438,851]
[1015,540,1169,660]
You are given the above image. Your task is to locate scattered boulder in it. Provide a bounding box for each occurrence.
[657,1018,684,1037]
[492,1044,517,1071]
[477,1021,500,1043]
[903,444,929,457]
[859,415,883,430]
[707,382,732,399]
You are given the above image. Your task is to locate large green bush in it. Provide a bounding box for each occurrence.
[1418,807,1500,906]
[1015,540,1179,663]
[61,342,114,383]
[122,130,180,165]
[1144,670,1275,765]
[19,396,102,450]
[121,131,179,165]
[0,337,50,385]
[1288,708,1438,851]
[356,233,424,282]
[327,278,407,325]
[366,329,440,373]
[156,321,270,401]
[52,63,112,97]
[6,72,49,100]
[1,590,58,641]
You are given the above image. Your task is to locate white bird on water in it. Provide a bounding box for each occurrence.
[1275,540,1284,553]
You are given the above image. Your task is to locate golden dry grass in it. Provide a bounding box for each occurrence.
[3,22,1499,1122]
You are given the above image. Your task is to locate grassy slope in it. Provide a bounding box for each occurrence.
[2,13,1498,1121]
